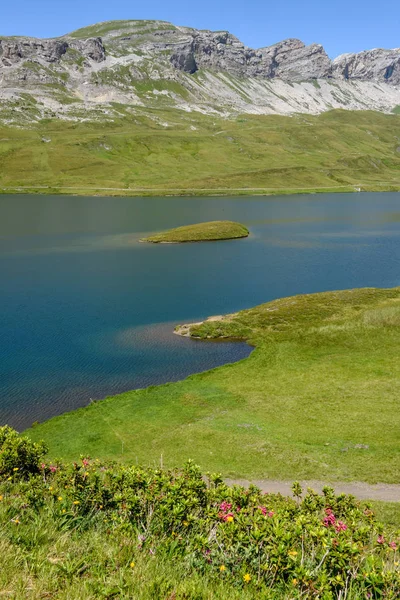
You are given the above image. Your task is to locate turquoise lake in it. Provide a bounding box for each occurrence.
[1,192,399,430]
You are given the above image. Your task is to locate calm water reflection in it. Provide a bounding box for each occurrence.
[0,192,399,429]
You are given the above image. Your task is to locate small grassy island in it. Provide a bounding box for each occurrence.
[141,221,249,243]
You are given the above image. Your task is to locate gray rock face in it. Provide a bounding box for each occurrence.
[1,20,400,124]
[0,21,399,85]
[333,48,400,85]
[70,38,106,63]
[0,36,105,68]
[167,33,331,80]
[0,39,68,65]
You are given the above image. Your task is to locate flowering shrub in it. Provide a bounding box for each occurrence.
[0,447,398,598]
[0,426,47,478]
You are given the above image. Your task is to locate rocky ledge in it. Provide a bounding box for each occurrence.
[0,20,400,84]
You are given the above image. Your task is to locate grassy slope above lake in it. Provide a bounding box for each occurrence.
[27,287,400,483]
[142,221,249,243]
[1,109,400,195]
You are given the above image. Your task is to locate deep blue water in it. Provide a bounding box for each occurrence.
[1,192,400,430]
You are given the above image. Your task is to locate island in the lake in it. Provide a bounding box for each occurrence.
[141,221,249,243]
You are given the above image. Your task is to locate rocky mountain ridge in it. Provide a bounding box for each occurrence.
[0,20,400,123]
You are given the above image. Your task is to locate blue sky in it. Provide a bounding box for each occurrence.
[2,0,399,58]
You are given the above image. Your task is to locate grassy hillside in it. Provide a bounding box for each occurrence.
[1,109,400,195]
[28,287,400,484]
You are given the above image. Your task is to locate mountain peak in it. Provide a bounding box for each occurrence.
[1,20,400,124]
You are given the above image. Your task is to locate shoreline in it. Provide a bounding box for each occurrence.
[25,286,400,486]
[174,314,237,338]
[1,183,400,199]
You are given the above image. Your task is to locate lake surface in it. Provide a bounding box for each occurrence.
[1,192,400,430]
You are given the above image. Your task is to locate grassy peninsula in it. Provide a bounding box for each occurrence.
[28,287,400,484]
[1,109,400,196]
[142,221,249,243]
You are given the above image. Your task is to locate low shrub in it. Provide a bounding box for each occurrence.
[0,425,48,478]
[0,437,398,598]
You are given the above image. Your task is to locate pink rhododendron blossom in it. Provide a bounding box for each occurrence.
[219,512,234,522]
[323,513,336,527]
[377,536,385,545]
[335,521,347,532]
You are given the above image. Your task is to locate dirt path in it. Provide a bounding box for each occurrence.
[225,479,400,502]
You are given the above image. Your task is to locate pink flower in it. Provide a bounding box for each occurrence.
[40,463,46,470]
[335,521,347,532]
[268,511,275,518]
[82,458,90,467]
[220,512,234,522]
[219,502,232,512]
[323,513,336,527]
[49,465,57,473]
[377,535,385,545]
[258,506,267,516]
[389,541,397,550]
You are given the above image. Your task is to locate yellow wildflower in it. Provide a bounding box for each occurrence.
[73,501,80,505]
[292,578,298,586]
[226,516,234,523]
[183,521,189,527]
[220,565,226,572]
[62,509,66,514]
[7,477,12,481]
[13,467,19,471]
[243,574,251,583]
[130,562,135,568]
[58,496,63,501]
[288,550,298,557]
[0,495,3,501]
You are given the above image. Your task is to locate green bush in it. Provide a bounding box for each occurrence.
[0,426,48,478]
[0,445,398,598]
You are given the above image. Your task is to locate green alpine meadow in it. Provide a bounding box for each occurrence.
[1,110,400,196]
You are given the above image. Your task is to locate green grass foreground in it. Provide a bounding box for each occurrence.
[141,221,249,243]
[0,431,399,599]
[1,109,400,194]
[28,287,400,483]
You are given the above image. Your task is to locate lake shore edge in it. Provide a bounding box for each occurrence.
[2,183,400,199]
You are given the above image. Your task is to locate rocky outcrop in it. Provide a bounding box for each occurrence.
[0,22,399,85]
[0,39,68,65]
[0,36,105,68]
[333,48,400,85]
[1,20,400,123]
[69,37,106,63]
[168,34,331,80]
